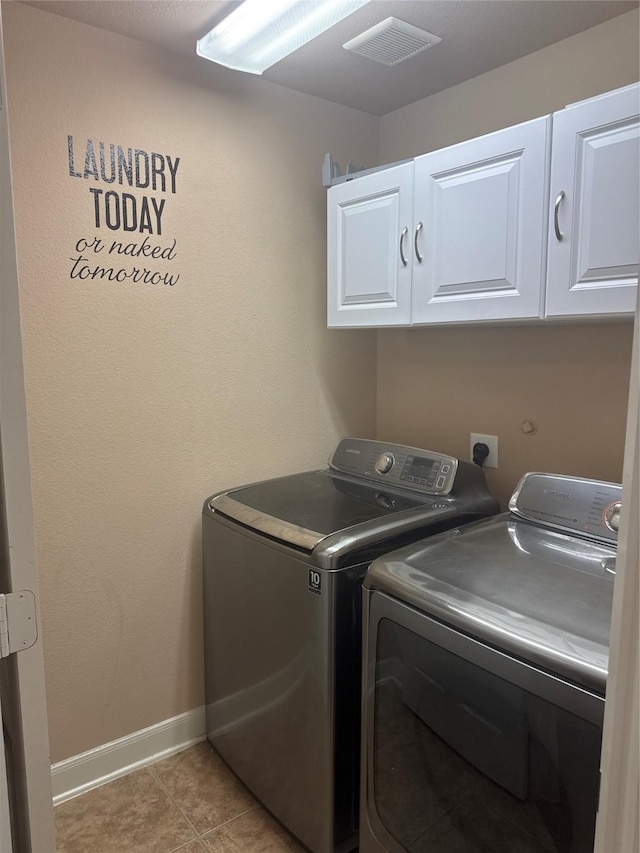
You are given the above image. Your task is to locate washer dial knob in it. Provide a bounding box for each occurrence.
[375,452,395,475]
[603,501,622,533]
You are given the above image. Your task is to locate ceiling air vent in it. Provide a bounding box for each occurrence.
[343,17,442,66]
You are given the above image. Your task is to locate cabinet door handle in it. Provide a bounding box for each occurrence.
[399,226,409,267]
[554,191,565,241]
[414,221,424,263]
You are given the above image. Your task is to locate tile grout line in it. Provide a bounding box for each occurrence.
[147,757,259,850]
[197,804,261,847]
[147,762,204,849]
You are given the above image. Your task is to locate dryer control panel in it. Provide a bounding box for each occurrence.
[330,438,460,495]
[509,472,622,544]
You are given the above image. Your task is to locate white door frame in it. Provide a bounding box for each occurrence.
[595,296,639,852]
[0,4,56,850]
[0,689,13,851]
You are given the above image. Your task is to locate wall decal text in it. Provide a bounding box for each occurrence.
[67,136,181,287]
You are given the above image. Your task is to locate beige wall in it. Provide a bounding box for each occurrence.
[377,9,639,507]
[377,324,634,507]
[379,9,640,161]
[3,1,639,766]
[3,2,378,763]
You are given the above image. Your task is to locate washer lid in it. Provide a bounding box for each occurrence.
[366,514,615,694]
[209,470,431,551]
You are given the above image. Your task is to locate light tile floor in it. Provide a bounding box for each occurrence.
[55,741,305,853]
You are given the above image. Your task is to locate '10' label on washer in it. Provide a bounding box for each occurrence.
[308,570,322,595]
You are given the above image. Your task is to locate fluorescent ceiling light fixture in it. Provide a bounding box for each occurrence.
[196,0,372,75]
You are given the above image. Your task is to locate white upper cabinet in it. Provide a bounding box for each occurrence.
[546,84,640,319]
[327,163,414,327]
[411,117,551,324]
[326,84,639,328]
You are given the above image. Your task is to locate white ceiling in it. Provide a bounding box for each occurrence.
[21,0,639,115]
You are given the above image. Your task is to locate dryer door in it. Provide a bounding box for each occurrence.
[360,591,605,853]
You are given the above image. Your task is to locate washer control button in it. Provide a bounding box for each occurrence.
[375,452,395,475]
[436,475,446,489]
[441,464,451,474]
[603,501,622,533]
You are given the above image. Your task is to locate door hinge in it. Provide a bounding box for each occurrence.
[0,591,37,658]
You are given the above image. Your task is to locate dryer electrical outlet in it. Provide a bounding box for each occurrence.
[470,433,498,469]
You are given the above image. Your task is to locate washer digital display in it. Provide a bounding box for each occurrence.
[407,456,437,477]
[401,456,440,484]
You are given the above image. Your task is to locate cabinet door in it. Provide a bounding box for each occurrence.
[327,163,413,327]
[546,84,640,319]
[412,117,551,324]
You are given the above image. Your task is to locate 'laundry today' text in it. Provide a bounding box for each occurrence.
[67,136,181,235]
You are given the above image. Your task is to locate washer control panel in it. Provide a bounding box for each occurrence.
[509,472,622,544]
[375,452,395,475]
[330,438,459,495]
[603,501,622,533]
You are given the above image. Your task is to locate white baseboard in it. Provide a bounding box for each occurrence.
[50,707,206,806]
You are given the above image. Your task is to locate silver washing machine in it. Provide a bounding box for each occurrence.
[202,438,498,853]
[360,472,620,853]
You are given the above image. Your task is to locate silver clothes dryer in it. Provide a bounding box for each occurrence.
[360,472,620,853]
[202,438,498,853]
